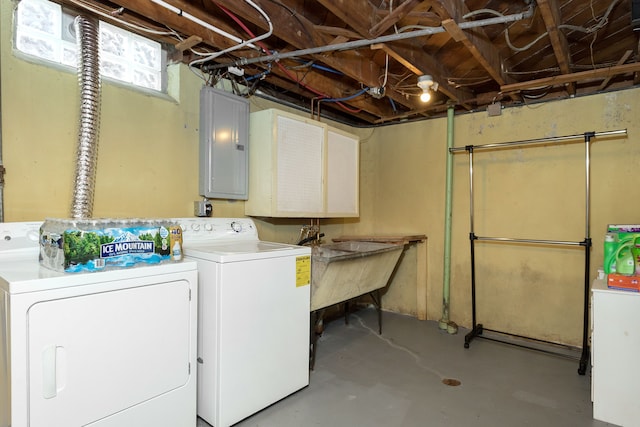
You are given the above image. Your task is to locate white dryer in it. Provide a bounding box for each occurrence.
[174,217,311,427]
[0,221,198,427]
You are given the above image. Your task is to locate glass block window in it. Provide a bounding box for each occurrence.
[99,21,163,90]
[15,0,165,92]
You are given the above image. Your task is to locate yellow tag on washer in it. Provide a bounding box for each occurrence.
[295,255,311,287]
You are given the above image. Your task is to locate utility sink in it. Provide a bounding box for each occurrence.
[310,241,403,311]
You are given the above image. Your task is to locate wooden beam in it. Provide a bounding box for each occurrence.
[320,0,471,105]
[536,0,575,95]
[375,9,441,27]
[313,25,362,40]
[88,0,244,51]
[598,50,633,91]
[316,0,375,39]
[174,35,202,52]
[212,0,401,117]
[371,43,420,75]
[500,62,640,93]
[434,0,517,87]
[369,43,471,109]
[441,19,505,84]
[432,0,523,105]
[369,0,422,38]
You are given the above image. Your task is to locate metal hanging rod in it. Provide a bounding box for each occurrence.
[449,129,627,153]
[475,236,585,246]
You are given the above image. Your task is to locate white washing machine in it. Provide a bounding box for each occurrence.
[174,217,311,427]
[0,221,198,427]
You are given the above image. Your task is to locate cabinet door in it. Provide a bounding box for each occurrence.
[28,280,191,427]
[245,109,359,218]
[199,87,249,200]
[275,115,324,214]
[326,128,359,216]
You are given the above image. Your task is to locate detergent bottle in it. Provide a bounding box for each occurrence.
[633,237,640,275]
[615,242,636,276]
[603,233,617,274]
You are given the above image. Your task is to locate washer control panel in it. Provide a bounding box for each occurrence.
[170,217,258,242]
[0,221,43,253]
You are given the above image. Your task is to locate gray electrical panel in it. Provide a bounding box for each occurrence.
[199,86,249,200]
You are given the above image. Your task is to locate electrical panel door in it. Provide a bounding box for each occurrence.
[199,87,249,200]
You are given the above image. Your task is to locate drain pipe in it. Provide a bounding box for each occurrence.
[439,105,458,334]
[0,50,4,222]
[70,16,101,219]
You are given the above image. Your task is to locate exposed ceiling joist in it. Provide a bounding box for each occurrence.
[598,50,633,91]
[537,0,576,95]
[319,0,472,105]
[500,62,640,93]
[56,0,639,125]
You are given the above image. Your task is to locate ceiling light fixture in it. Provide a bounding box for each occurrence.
[417,75,434,103]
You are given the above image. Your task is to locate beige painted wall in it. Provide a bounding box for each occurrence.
[2,1,638,347]
[353,90,639,346]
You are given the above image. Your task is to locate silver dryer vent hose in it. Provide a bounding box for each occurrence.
[70,15,101,219]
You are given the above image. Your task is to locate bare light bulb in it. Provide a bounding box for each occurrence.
[417,75,434,103]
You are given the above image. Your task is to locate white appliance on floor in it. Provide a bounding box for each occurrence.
[591,278,640,426]
[0,221,198,427]
[174,217,311,427]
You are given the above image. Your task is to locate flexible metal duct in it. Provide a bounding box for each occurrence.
[70,15,101,219]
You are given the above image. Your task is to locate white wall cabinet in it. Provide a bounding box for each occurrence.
[591,279,640,426]
[245,109,359,218]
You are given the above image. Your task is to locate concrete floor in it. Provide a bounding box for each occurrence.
[198,308,614,427]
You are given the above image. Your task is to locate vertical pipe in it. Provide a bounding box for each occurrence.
[0,51,4,222]
[0,11,4,222]
[439,105,457,333]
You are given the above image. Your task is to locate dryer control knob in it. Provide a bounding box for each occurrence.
[231,221,242,233]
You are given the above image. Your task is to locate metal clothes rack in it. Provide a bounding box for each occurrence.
[450,129,627,375]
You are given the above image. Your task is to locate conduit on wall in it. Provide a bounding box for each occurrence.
[439,105,457,334]
[70,16,101,219]
[0,46,4,222]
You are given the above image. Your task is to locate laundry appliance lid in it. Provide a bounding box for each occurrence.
[183,240,310,263]
[0,258,197,294]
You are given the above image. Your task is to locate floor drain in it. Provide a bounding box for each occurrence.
[442,378,461,386]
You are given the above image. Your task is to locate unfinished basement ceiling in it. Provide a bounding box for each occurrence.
[59,0,640,126]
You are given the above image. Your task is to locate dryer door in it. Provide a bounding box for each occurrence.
[27,279,191,427]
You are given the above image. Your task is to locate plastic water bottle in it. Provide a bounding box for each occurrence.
[172,240,182,261]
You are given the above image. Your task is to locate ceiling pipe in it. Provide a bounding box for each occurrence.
[149,0,259,50]
[205,6,534,71]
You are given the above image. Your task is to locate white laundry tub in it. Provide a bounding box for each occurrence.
[310,241,404,311]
